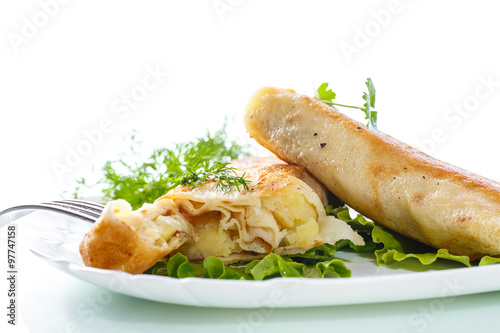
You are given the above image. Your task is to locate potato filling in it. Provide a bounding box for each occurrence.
[174,192,321,259]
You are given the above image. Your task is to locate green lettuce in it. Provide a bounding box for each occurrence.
[328,206,499,267]
[145,254,247,279]
[478,256,500,265]
[145,249,352,280]
[246,253,351,280]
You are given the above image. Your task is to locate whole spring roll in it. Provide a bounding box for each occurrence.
[244,87,500,260]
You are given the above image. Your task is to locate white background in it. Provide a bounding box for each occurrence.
[2,0,500,209]
[1,1,500,332]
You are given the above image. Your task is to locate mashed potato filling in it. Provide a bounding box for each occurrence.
[262,193,319,249]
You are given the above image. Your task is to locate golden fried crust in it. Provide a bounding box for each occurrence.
[169,161,329,202]
[246,164,320,194]
[246,164,330,207]
[79,217,167,275]
[79,200,190,274]
[244,87,500,260]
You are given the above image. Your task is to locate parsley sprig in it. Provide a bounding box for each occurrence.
[314,78,379,132]
[73,122,251,209]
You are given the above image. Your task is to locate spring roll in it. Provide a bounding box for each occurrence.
[79,161,364,273]
[244,87,500,260]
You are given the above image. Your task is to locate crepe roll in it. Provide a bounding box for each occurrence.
[166,163,363,262]
[244,87,500,260]
[80,162,364,274]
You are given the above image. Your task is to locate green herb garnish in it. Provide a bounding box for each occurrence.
[177,160,250,194]
[73,121,251,209]
[314,78,379,132]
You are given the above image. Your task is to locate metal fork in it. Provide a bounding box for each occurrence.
[0,199,104,227]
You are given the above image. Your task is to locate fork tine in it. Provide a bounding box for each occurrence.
[1,204,96,224]
[42,201,103,219]
[42,202,100,221]
[46,200,104,216]
[0,199,105,225]
[59,199,105,209]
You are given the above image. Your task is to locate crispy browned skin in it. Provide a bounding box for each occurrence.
[79,216,167,274]
[79,199,190,274]
[238,159,330,207]
[244,87,500,260]
[169,162,330,208]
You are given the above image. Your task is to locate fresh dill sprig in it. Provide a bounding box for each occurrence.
[73,121,251,209]
[178,161,250,193]
[314,78,379,132]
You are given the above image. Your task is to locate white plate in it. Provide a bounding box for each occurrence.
[20,210,500,308]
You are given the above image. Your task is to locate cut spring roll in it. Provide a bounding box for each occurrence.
[80,161,364,274]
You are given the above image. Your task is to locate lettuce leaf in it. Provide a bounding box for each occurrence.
[371,225,472,266]
[145,250,352,280]
[145,254,249,279]
[246,254,305,280]
[479,256,500,265]
[316,260,351,278]
[327,206,499,267]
